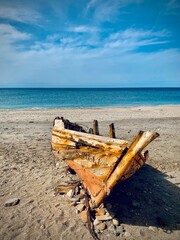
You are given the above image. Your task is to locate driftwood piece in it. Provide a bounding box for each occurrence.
[55,181,80,195]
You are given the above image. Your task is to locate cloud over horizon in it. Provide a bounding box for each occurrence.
[0,0,179,87]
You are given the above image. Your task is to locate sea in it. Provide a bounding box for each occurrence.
[0,88,180,109]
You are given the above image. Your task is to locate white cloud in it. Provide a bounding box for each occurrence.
[0,23,179,87]
[86,0,97,11]
[86,0,143,22]
[121,29,168,39]
[0,6,41,24]
[66,25,101,48]
[105,29,169,50]
[0,36,179,87]
[69,25,99,33]
[0,24,31,42]
[41,28,169,54]
[163,0,180,15]
[166,0,180,9]
[0,24,170,57]
[86,0,142,11]
[109,29,169,40]
[0,42,179,87]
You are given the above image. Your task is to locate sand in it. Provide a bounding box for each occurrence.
[0,105,180,240]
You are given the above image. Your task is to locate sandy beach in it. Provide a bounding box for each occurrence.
[0,105,180,240]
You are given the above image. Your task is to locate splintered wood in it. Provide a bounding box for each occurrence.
[52,117,159,208]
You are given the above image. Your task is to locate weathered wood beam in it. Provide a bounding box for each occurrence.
[93,120,99,135]
[109,123,116,138]
[52,128,128,150]
[91,131,159,207]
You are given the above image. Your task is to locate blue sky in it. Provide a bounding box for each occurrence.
[0,0,179,87]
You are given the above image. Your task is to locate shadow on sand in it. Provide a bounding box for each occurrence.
[104,164,180,231]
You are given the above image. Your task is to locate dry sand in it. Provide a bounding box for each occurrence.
[0,105,180,240]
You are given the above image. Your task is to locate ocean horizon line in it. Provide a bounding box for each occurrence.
[0,87,180,89]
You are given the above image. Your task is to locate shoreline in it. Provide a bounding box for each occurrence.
[0,104,180,111]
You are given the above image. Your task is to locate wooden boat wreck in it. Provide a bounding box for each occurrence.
[52,117,159,208]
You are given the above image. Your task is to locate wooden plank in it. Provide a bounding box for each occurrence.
[66,160,106,198]
[109,123,116,138]
[52,129,128,149]
[52,146,124,180]
[93,120,99,135]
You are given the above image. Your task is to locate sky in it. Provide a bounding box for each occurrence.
[0,0,180,88]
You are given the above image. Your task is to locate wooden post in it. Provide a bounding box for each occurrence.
[109,123,116,138]
[93,120,99,135]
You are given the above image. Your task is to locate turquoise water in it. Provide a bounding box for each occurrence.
[0,88,180,109]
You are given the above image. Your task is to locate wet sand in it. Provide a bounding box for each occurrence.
[0,105,180,240]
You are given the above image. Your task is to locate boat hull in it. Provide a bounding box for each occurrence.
[52,117,159,207]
